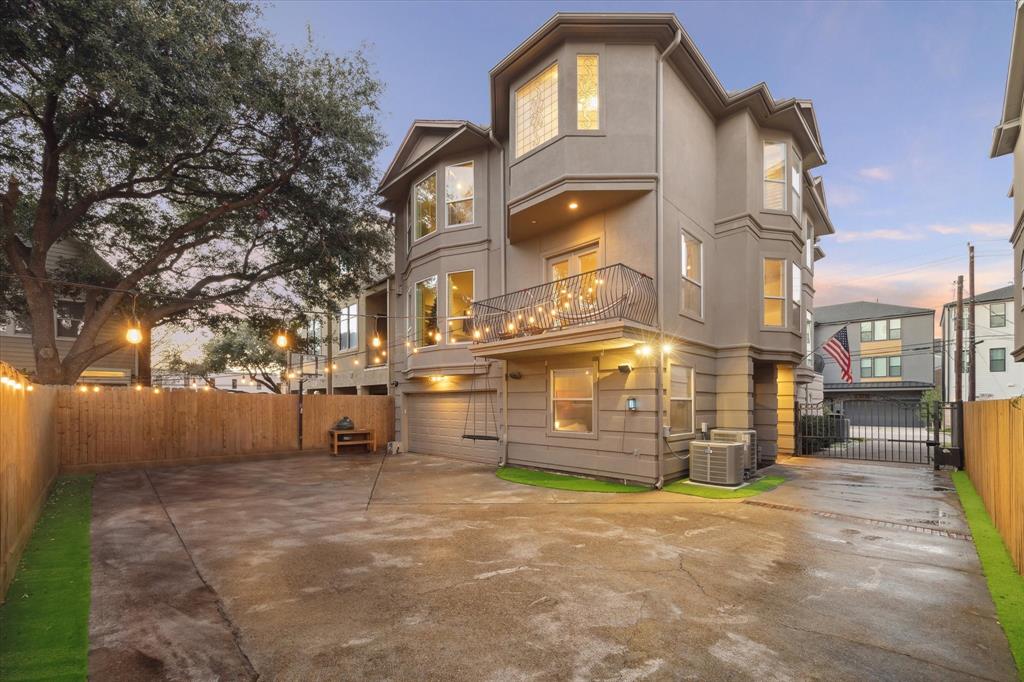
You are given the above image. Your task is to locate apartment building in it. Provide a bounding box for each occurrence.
[376,13,836,484]
[991,0,1024,363]
[940,285,1022,400]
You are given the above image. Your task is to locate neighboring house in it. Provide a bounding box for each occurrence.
[940,285,1022,400]
[154,372,267,393]
[991,0,1024,363]
[813,301,935,407]
[0,238,139,385]
[375,13,837,484]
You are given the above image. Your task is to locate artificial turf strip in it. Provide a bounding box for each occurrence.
[952,471,1024,679]
[0,475,94,682]
[662,475,786,499]
[496,466,650,493]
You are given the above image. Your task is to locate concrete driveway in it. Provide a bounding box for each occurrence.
[88,453,1018,681]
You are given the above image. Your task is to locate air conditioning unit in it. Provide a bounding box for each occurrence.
[709,429,758,476]
[688,441,744,487]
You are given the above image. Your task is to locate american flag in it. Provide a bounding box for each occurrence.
[822,326,853,383]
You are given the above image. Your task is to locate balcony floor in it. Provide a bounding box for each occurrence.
[469,319,656,359]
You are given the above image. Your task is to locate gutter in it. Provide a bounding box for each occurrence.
[653,29,682,489]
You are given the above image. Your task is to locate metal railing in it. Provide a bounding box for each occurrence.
[469,263,657,344]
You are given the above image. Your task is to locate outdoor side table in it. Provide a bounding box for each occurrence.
[329,428,376,455]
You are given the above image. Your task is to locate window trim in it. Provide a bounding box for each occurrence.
[762,257,787,328]
[549,365,598,439]
[514,60,560,159]
[990,302,1007,328]
[666,362,695,438]
[990,347,1007,373]
[412,171,438,243]
[575,53,600,131]
[680,229,703,320]
[860,355,901,378]
[762,141,788,212]
[542,240,602,282]
[412,275,439,349]
[445,269,476,345]
[444,161,475,229]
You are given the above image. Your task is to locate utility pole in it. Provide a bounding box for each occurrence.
[326,311,334,395]
[955,275,964,404]
[968,243,976,402]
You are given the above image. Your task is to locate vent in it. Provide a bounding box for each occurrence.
[709,429,758,476]
[688,441,744,486]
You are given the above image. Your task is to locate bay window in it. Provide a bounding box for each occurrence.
[414,276,439,347]
[763,258,785,327]
[515,63,559,157]
[790,154,802,220]
[763,141,787,211]
[681,231,702,317]
[413,173,437,240]
[446,270,474,343]
[576,54,599,130]
[551,367,594,434]
[445,162,474,227]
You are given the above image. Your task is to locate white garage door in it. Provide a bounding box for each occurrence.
[406,391,501,464]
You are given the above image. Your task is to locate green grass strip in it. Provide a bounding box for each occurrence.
[952,471,1024,679]
[497,466,650,493]
[0,475,94,682]
[663,475,786,499]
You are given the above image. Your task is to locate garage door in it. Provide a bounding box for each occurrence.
[406,391,501,464]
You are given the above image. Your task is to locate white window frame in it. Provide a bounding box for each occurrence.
[549,366,597,437]
[666,363,695,437]
[680,230,703,319]
[412,275,439,348]
[338,302,358,351]
[763,141,788,212]
[990,302,1006,328]
[515,62,559,158]
[444,161,474,228]
[791,261,801,327]
[762,257,787,328]
[990,347,1007,372]
[445,269,475,345]
[412,171,437,242]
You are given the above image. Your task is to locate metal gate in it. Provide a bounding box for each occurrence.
[796,400,955,465]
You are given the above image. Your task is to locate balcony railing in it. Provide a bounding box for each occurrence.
[470,263,657,344]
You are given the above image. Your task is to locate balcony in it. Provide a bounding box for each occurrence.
[469,263,657,358]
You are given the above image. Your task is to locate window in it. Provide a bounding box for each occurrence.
[413,173,437,240]
[791,261,801,325]
[551,367,594,433]
[445,162,474,227]
[990,347,1007,372]
[681,231,702,317]
[860,357,872,378]
[805,312,814,366]
[3,310,31,335]
[515,63,558,157]
[763,258,785,326]
[446,271,474,343]
[860,318,900,341]
[414,276,438,347]
[763,142,787,211]
[804,219,814,270]
[990,302,1006,328]
[888,318,901,340]
[339,303,357,350]
[667,364,694,436]
[547,244,599,281]
[888,356,901,377]
[860,355,901,378]
[860,322,872,342]
[56,300,84,338]
[576,54,599,130]
[790,154,802,220]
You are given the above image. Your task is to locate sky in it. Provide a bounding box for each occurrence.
[257,0,1017,323]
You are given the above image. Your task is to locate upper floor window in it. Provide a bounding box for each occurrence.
[515,63,558,157]
[681,231,702,317]
[791,262,801,324]
[990,302,1006,328]
[446,270,474,343]
[1,311,31,335]
[804,218,814,270]
[990,347,1007,372]
[860,355,901,378]
[576,55,599,130]
[790,154,802,220]
[551,367,594,434]
[763,142,787,211]
[667,364,694,436]
[339,303,357,350]
[859,318,900,342]
[56,300,85,338]
[414,276,439,347]
[413,173,437,240]
[445,162,474,227]
[763,258,785,327]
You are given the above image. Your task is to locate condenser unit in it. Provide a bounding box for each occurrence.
[709,429,758,476]
[688,441,744,487]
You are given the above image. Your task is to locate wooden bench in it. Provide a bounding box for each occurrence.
[329,428,376,455]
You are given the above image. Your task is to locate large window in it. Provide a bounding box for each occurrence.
[763,258,785,327]
[56,300,85,338]
[413,173,437,240]
[551,367,594,434]
[763,142,787,211]
[859,318,901,342]
[339,303,357,350]
[860,356,901,378]
[990,347,1007,372]
[681,231,702,317]
[446,271,474,343]
[445,162,474,227]
[414,276,439,347]
[515,63,558,157]
[990,302,1006,328]
[667,364,694,436]
[576,54,599,130]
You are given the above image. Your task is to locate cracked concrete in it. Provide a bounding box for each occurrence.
[88,453,1018,681]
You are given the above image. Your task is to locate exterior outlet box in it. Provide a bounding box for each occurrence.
[688,440,744,486]
[709,429,759,475]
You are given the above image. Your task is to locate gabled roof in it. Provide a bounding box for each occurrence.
[992,1,1024,157]
[377,120,491,203]
[489,13,826,169]
[941,284,1015,308]
[815,301,933,325]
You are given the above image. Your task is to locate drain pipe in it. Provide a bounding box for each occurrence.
[489,130,510,466]
[653,29,682,489]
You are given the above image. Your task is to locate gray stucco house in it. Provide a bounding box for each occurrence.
[375,13,837,484]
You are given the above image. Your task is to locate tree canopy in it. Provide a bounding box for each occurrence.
[0,0,389,384]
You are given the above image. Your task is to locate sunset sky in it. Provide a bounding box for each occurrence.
[258,0,1016,319]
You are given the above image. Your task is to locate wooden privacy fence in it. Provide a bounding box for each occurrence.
[56,389,394,472]
[963,398,1024,574]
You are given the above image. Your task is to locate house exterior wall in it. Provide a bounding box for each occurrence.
[1012,131,1024,362]
[941,296,1024,400]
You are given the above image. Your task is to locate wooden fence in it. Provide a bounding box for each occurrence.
[964,398,1024,574]
[0,364,60,601]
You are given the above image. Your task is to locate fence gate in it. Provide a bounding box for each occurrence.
[796,400,953,466]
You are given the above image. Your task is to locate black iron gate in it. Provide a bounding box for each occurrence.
[796,400,956,466]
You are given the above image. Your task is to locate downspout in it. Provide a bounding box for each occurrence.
[653,29,683,489]
[489,130,510,466]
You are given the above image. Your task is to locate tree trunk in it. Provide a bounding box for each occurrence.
[24,278,64,384]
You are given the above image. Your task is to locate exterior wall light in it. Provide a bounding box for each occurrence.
[568,201,579,210]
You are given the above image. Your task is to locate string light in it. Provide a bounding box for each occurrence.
[134,384,143,391]
[153,387,161,394]
[126,326,143,344]
[92,385,100,393]
[78,385,88,393]
[275,333,289,348]
[371,336,381,348]
[26,384,33,392]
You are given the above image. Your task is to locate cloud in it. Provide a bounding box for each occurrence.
[857,166,894,181]
[927,222,1011,238]
[825,184,861,207]
[835,228,921,243]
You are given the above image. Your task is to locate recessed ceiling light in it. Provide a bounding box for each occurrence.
[568,201,579,210]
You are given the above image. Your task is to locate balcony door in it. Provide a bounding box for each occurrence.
[546,243,600,314]
[547,244,599,282]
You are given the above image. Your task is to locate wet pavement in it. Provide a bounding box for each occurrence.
[88,453,1018,681]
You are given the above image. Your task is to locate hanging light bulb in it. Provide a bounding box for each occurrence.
[126,326,143,344]
[275,333,289,348]
[134,384,143,391]
[92,385,100,393]
[78,385,88,393]
[372,336,381,348]
[153,387,162,394]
